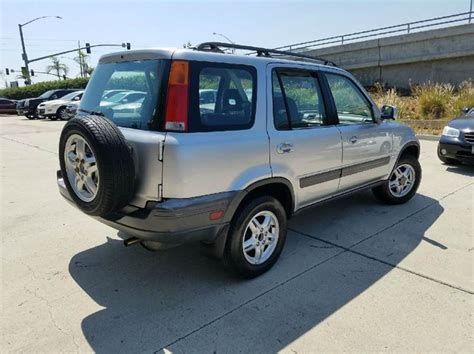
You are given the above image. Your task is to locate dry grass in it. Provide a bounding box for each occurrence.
[412,83,454,119]
[371,80,474,125]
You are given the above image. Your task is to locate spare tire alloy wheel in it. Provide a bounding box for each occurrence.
[59,115,135,216]
[64,134,99,202]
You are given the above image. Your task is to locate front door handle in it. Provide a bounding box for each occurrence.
[349,136,358,144]
[277,142,294,154]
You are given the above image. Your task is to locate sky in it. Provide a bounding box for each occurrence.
[0,0,471,88]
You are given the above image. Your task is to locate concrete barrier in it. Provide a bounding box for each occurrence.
[305,24,474,89]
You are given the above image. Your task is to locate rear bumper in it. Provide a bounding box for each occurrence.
[57,172,243,244]
[438,140,474,164]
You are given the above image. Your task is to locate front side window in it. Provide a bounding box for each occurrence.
[272,69,326,130]
[80,59,165,130]
[325,73,374,124]
[189,63,256,132]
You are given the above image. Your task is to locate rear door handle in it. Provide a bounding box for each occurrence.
[349,136,358,144]
[277,142,294,154]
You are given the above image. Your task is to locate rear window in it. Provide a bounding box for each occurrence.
[188,62,257,132]
[79,59,167,130]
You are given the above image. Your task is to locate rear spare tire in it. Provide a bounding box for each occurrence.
[59,115,135,216]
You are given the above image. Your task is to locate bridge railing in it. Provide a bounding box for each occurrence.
[275,11,474,53]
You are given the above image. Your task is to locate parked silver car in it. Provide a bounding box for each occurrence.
[57,43,421,277]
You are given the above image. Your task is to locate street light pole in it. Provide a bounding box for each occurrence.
[18,24,30,84]
[18,15,62,85]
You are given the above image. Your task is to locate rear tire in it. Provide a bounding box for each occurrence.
[223,196,287,278]
[372,155,421,205]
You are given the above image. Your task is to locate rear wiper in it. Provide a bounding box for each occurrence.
[78,108,105,117]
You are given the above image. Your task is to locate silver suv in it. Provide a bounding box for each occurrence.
[57,43,421,277]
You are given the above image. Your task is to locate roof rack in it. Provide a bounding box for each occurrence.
[195,42,338,67]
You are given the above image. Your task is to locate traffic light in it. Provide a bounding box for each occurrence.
[63,75,67,80]
[5,68,9,75]
[21,67,28,77]
[126,42,131,50]
[30,69,35,77]
[85,43,91,54]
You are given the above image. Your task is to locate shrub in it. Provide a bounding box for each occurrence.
[453,80,474,114]
[0,77,89,100]
[412,82,454,119]
[371,82,417,120]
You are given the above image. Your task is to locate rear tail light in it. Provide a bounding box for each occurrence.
[164,60,189,132]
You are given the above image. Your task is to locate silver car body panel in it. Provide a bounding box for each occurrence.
[119,127,165,208]
[162,58,271,198]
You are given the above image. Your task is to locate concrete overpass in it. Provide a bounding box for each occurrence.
[297,21,474,89]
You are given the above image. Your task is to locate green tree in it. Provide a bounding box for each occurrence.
[46,56,69,79]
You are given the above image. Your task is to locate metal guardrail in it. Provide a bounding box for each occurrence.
[275,11,474,53]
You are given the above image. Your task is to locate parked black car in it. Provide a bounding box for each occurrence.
[0,98,17,114]
[19,89,79,119]
[16,99,25,115]
[438,107,474,165]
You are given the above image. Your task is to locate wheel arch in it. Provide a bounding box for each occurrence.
[207,177,295,260]
[397,141,420,162]
[228,177,295,222]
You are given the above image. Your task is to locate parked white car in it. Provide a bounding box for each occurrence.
[37,90,84,120]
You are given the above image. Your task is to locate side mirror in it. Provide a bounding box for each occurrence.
[461,107,472,114]
[380,105,398,120]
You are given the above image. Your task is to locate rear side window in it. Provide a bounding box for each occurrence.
[188,62,257,132]
[272,69,326,130]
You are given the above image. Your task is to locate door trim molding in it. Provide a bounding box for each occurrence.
[299,156,390,188]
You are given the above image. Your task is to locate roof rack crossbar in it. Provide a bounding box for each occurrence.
[196,42,337,67]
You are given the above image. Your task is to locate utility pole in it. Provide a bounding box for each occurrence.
[18,24,31,85]
[77,40,83,78]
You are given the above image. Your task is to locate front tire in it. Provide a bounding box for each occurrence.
[57,106,68,121]
[372,155,421,204]
[223,196,287,278]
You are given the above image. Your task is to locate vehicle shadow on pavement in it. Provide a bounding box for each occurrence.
[445,165,474,177]
[69,191,442,353]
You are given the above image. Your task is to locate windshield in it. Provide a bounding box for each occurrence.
[61,91,81,101]
[38,90,55,99]
[80,59,165,130]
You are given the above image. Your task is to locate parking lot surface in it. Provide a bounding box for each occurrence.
[1,115,473,353]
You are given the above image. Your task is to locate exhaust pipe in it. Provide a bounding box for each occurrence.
[123,237,141,247]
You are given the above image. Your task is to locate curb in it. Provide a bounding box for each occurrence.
[416,134,440,142]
